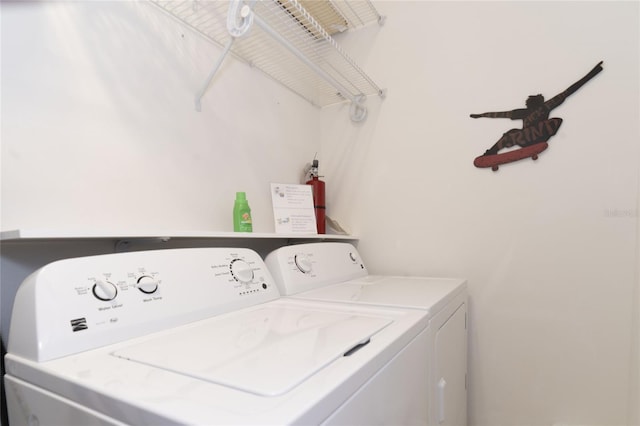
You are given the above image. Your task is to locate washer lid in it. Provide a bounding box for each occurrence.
[111,305,391,397]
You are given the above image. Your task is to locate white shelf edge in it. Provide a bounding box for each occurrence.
[0,229,356,242]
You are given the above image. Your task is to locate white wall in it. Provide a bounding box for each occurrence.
[0,1,318,233]
[632,164,640,424]
[322,1,639,425]
[632,152,640,424]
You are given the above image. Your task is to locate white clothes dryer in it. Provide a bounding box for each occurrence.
[4,247,432,426]
[265,242,468,426]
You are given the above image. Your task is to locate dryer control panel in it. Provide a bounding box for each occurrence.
[265,242,368,296]
[8,248,279,362]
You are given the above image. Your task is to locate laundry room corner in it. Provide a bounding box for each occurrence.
[1,0,639,425]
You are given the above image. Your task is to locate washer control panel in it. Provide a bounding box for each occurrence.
[265,242,367,296]
[8,248,278,362]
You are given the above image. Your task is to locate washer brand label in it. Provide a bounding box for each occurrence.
[70,317,88,332]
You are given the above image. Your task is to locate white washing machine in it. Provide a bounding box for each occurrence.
[265,242,468,426]
[4,247,433,425]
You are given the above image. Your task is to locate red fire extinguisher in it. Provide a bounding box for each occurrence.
[306,159,326,234]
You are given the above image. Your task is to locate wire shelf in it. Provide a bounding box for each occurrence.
[151,0,385,112]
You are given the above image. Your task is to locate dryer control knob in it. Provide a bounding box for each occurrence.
[230,259,254,283]
[137,275,159,294]
[92,280,117,301]
[294,254,313,274]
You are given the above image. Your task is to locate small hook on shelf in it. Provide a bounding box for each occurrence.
[349,95,368,122]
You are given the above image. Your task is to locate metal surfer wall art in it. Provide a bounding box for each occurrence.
[470,61,603,171]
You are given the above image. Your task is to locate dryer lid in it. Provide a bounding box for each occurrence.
[111,305,391,396]
[293,276,465,311]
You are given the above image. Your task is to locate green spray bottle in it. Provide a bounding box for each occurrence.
[233,192,253,232]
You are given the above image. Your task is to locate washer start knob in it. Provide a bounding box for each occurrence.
[230,259,254,283]
[294,254,313,274]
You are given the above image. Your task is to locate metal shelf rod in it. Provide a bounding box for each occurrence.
[253,14,354,104]
[195,38,235,112]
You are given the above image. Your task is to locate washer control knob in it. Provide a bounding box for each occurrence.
[294,254,313,274]
[137,275,159,294]
[92,280,117,301]
[230,259,254,283]
[349,252,358,262]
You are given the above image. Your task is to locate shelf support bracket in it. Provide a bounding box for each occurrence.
[195,38,234,112]
[349,95,368,122]
[195,0,256,111]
